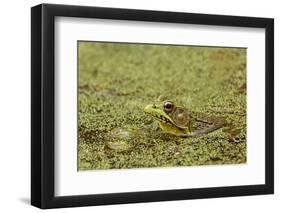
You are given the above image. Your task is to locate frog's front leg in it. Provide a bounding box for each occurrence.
[159,122,191,136]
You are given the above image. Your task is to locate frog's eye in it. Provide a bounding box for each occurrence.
[164,101,173,112]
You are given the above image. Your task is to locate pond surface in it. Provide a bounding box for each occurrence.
[78,42,247,170]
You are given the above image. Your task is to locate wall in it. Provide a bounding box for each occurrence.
[0,0,279,212]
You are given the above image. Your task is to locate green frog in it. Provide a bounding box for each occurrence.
[144,100,226,138]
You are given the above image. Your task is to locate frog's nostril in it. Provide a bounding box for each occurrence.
[152,104,156,108]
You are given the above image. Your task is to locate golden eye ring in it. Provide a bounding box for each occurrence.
[163,101,173,113]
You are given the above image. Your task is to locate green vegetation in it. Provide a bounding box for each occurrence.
[78,42,246,170]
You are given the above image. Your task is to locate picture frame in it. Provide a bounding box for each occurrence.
[31,3,274,209]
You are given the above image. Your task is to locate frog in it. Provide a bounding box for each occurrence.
[144,100,226,138]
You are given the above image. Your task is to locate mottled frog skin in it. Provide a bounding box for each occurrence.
[144,100,225,137]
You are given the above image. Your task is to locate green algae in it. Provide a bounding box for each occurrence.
[78,42,246,170]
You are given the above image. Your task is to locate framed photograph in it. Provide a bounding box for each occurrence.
[31,3,274,209]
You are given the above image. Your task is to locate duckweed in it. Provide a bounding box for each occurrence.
[78,42,246,170]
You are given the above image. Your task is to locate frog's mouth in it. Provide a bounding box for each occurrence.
[144,104,174,125]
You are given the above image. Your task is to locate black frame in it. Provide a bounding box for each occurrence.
[31,3,274,209]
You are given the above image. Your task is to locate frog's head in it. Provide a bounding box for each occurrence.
[144,100,190,129]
